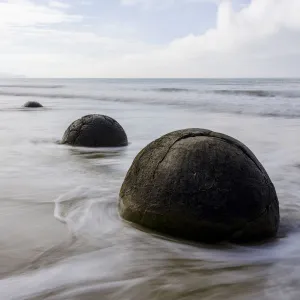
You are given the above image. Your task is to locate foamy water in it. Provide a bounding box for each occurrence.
[0,78,300,299]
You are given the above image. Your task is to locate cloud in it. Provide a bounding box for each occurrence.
[0,0,153,77]
[48,1,70,9]
[79,0,92,5]
[0,0,80,27]
[113,0,300,78]
[0,0,300,77]
[120,0,217,9]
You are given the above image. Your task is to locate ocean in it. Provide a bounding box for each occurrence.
[0,78,300,299]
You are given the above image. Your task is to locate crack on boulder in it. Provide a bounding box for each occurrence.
[152,130,212,179]
[152,129,267,180]
[208,133,265,174]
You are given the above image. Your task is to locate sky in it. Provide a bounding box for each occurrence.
[0,0,299,78]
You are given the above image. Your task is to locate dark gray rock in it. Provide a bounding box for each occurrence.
[119,128,279,243]
[23,101,43,108]
[61,114,128,148]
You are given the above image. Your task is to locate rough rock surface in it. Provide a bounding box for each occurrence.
[119,128,279,243]
[61,114,128,147]
[23,101,43,108]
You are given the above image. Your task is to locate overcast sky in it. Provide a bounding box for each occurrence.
[0,0,299,78]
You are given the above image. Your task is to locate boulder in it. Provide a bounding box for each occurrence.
[119,128,279,243]
[61,114,128,148]
[23,101,43,108]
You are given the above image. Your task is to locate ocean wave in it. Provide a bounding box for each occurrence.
[259,112,300,119]
[0,90,146,104]
[154,88,194,92]
[0,90,188,109]
[214,89,276,97]
[0,84,64,89]
[0,91,81,99]
[54,186,122,239]
[214,89,300,98]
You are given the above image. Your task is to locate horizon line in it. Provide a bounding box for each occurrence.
[1,77,300,80]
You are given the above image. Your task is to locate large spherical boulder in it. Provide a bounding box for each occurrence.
[119,128,279,243]
[61,114,128,148]
[23,101,43,108]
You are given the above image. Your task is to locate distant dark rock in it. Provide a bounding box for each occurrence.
[61,114,128,148]
[119,128,279,243]
[23,101,43,108]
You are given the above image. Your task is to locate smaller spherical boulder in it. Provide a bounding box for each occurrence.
[119,128,280,243]
[23,101,43,108]
[61,114,128,148]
